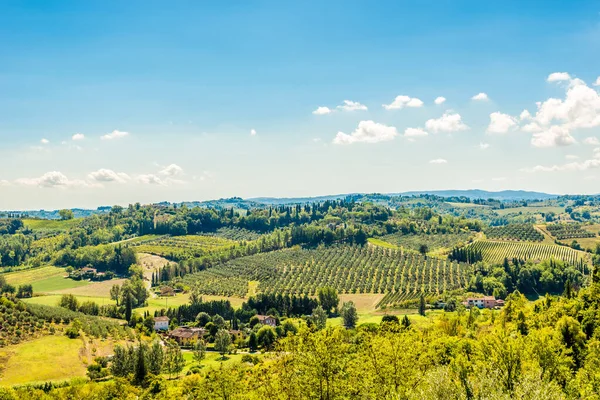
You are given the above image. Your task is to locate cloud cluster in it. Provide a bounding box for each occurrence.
[425,113,469,133]
[471,93,489,101]
[72,133,85,141]
[16,171,89,188]
[337,100,367,111]
[101,130,129,140]
[434,97,446,105]
[519,73,600,148]
[313,100,367,115]
[11,163,188,189]
[333,120,398,144]
[382,95,423,110]
[487,112,517,134]
[88,169,130,183]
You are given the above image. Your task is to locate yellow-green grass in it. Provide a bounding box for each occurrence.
[0,335,87,386]
[51,278,127,297]
[3,266,66,286]
[137,293,245,315]
[23,295,116,307]
[247,281,259,297]
[338,293,385,314]
[32,276,90,293]
[22,218,81,231]
[181,351,255,373]
[367,238,399,249]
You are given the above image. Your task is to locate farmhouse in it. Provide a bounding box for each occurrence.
[463,296,499,309]
[168,326,205,346]
[154,316,170,331]
[256,315,277,327]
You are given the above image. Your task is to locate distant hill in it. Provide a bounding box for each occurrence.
[249,194,350,205]
[396,190,558,201]
[0,190,560,218]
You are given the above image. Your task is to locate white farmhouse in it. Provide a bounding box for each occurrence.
[154,316,170,331]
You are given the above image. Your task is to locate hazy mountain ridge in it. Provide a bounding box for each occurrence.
[0,190,563,218]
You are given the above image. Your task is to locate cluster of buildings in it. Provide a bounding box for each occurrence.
[153,314,277,346]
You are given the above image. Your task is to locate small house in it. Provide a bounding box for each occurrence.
[154,316,170,331]
[464,296,497,309]
[256,315,277,327]
[168,327,205,346]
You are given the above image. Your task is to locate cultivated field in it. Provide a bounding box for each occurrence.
[468,240,588,265]
[179,245,472,303]
[22,218,81,231]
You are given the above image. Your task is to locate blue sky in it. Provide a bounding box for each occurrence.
[1,1,600,209]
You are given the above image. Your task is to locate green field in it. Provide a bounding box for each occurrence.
[367,238,399,249]
[3,266,66,286]
[179,245,472,303]
[0,335,87,386]
[22,218,81,231]
[378,232,475,254]
[468,240,588,265]
[130,234,239,260]
[23,295,116,307]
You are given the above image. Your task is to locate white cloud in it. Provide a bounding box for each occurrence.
[521,122,543,133]
[313,106,333,115]
[40,138,49,144]
[519,110,532,120]
[565,154,579,160]
[487,112,517,134]
[547,72,571,82]
[382,95,424,110]
[88,169,130,183]
[250,129,257,136]
[471,92,489,101]
[584,137,600,146]
[101,130,129,140]
[525,158,600,172]
[532,79,600,130]
[333,120,398,144]
[531,125,576,148]
[429,158,447,164]
[594,77,600,86]
[425,113,469,133]
[0,180,11,186]
[16,171,88,188]
[137,174,165,185]
[403,127,428,138]
[434,96,446,105]
[159,164,184,177]
[479,142,490,150]
[337,100,368,111]
[72,133,85,141]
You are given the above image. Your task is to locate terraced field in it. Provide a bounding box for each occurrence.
[179,245,472,305]
[129,235,238,260]
[484,224,544,242]
[468,240,588,265]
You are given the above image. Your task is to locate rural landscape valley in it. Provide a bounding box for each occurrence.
[2,1,600,399]
[2,192,600,399]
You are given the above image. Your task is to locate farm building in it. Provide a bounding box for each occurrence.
[256,315,277,327]
[463,296,502,309]
[154,316,170,331]
[168,327,205,346]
